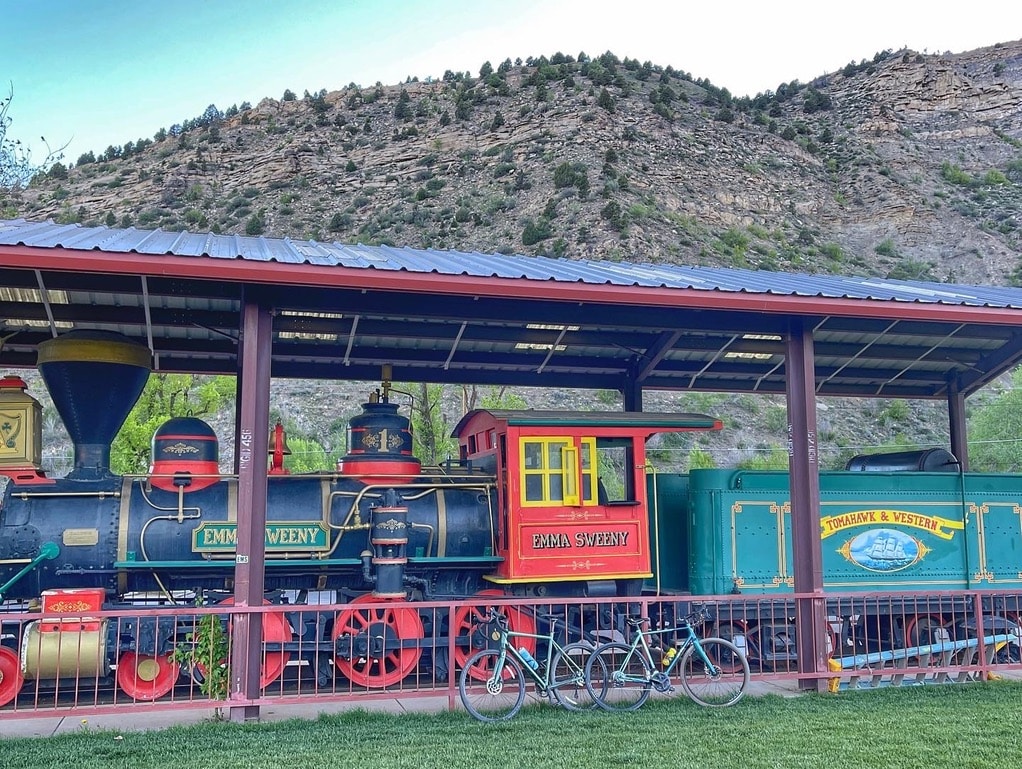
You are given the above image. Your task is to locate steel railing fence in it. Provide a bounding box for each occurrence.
[1,588,1020,720]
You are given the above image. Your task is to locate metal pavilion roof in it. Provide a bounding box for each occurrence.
[2,217,1022,400]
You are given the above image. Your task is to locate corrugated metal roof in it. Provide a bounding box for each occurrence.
[3,217,1022,401]
[1,218,1018,308]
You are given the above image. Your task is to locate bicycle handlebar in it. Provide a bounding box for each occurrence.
[487,606,510,629]
[686,607,711,628]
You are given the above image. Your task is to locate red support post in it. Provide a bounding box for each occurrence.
[229,299,273,722]
[785,319,829,691]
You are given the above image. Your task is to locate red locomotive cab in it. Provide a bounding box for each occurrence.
[454,409,722,592]
[149,416,221,492]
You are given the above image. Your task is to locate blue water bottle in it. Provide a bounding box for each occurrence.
[518,647,539,670]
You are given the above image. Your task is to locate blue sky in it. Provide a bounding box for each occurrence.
[3,0,1014,164]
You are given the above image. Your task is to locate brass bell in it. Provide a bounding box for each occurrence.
[268,419,292,455]
[268,419,293,475]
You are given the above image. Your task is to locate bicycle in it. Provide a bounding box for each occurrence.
[458,606,609,722]
[584,607,749,710]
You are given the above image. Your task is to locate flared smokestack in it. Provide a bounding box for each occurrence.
[36,330,151,479]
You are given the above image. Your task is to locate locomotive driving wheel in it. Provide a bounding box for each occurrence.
[0,646,23,707]
[451,589,537,681]
[116,651,180,701]
[332,594,424,688]
[219,597,293,689]
[904,614,947,669]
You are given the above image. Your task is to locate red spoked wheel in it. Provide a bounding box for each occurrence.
[219,597,293,688]
[710,621,754,675]
[116,651,180,700]
[332,594,424,688]
[905,615,946,648]
[0,646,23,707]
[904,614,947,668]
[451,589,537,681]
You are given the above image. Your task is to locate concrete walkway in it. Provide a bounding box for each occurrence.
[0,678,802,739]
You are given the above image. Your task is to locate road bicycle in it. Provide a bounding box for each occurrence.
[458,606,608,722]
[584,607,749,710]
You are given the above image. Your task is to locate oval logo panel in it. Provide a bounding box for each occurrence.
[848,529,920,572]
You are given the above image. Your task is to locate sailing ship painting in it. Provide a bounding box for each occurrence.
[847,529,921,572]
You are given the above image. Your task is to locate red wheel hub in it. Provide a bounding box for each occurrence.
[116,651,180,701]
[332,595,423,688]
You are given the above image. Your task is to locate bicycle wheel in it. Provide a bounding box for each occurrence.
[678,638,750,707]
[585,642,652,712]
[458,649,526,722]
[550,642,605,711]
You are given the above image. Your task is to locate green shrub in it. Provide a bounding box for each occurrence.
[983,169,1008,185]
[874,238,898,257]
[522,217,553,245]
[941,161,972,185]
[245,212,265,235]
[886,259,937,281]
[328,213,352,231]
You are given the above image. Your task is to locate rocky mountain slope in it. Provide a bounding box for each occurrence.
[9,41,1022,284]
[4,41,1022,472]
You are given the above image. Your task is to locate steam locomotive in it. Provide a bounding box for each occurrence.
[0,330,721,704]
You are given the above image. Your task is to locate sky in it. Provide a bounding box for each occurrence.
[3,0,1017,164]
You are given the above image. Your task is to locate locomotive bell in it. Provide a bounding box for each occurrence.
[268,419,292,475]
[267,421,293,455]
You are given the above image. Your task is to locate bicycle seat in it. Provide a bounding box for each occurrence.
[625,616,648,628]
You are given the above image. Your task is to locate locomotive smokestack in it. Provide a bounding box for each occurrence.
[36,330,151,479]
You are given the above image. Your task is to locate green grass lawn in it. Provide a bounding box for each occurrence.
[5,682,1022,769]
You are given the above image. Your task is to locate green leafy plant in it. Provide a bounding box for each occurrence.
[169,601,230,701]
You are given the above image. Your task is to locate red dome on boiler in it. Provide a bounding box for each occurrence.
[150,417,220,491]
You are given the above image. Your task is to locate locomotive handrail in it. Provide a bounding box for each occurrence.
[10,490,121,499]
[114,557,365,568]
[112,554,506,569]
[406,555,504,563]
[325,480,497,560]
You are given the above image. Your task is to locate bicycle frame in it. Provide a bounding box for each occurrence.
[663,622,719,677]
[487,617,584,692]
[587,608,749,711]
[614,615,718,681]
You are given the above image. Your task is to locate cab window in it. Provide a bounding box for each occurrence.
[594,437,634,503]
[520,437,596,506]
